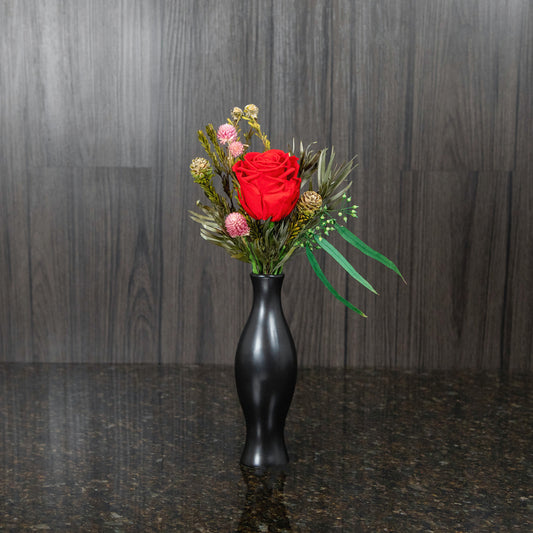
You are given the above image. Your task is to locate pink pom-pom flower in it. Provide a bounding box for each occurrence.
[228,141,244,158]
[217,124,238,145]
[225,212,250,238]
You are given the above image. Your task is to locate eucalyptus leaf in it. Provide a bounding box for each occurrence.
[335,223,405,282]
[305,246,367,317]
[315,236,378,294]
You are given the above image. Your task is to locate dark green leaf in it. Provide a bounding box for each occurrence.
[305,246,367,317]
[315,237,378,294]
[335,223,405,282]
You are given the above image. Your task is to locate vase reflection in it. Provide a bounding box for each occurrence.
[237,465,291,532]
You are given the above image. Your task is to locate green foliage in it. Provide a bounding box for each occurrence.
[334,222,406,283]
[315,236,378,295]
[189,204,247,260]
[189,105,404,314]
[290,141,321,189]
[305,245,367,317]
[191,167,228,213]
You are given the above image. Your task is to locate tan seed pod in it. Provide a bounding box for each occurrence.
[297,191,323,215]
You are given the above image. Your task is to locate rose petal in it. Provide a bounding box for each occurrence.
[233,149,300,220]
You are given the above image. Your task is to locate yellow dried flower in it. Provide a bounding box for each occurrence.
[190,157,212,178]
[244,104,259,119]
[231,107,243,121]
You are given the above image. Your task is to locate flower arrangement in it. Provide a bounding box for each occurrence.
[190,105,404,316]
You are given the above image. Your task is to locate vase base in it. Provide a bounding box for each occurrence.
[240,440,289,468]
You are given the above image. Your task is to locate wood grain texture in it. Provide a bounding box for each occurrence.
[0,2,32,166]
[503,171,533,372]
[0,165,32,361]
[514,0,533,173]
[0,0,531,369]
[3,0,155,167]
[502,2,533,371]
[344,167,405,367]
[338,1,413,365]
[348,0,414,171]
[395,171,511,369]
[157,0,252,364]
[28,167,160,362]
[410,0,522,171]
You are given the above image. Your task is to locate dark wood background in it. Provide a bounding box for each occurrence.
[0,0,531,369]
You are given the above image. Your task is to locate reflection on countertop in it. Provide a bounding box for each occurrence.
[1,364,531,532]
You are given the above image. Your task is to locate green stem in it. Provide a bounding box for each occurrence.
[243,238,259,273]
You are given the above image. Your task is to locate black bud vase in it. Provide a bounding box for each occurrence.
[235,274,297,468]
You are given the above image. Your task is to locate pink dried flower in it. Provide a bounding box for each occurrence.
[217,124,238,145]
[228,141,244,158]
[225,212,250,238]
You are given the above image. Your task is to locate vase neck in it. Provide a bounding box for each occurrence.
[250,274,284,307]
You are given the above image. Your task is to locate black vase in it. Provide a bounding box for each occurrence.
[235,274,297,468]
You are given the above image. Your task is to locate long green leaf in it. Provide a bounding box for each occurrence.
[328,182,352,204]
[315,237,378,294]
[325,148,335,181]
[317,149,326,188]
[305,246,367,317]
[335,223,405,282]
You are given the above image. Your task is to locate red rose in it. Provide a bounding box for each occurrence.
[233,149,301,221]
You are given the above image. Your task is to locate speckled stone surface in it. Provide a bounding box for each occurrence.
[0,365,531,532]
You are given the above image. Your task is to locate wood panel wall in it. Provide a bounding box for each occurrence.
[0,0,531,369]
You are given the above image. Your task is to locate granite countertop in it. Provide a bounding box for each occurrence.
[0,364,531,532]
